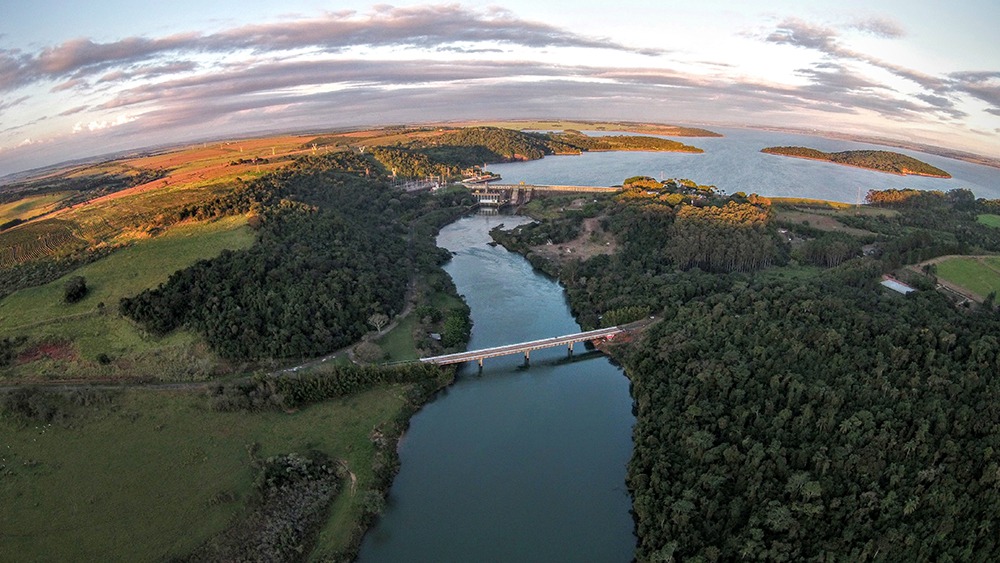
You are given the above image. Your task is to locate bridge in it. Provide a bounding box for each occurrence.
[419,326,624,367]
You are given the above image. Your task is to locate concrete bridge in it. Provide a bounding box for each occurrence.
[419,326,624,367]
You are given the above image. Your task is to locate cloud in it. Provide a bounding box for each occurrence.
[950,71,1000,110]
[0,95,29,113]
[850,18,905,39]
[96,61,199,84]
[0,5,661,93]
[767,18,838,52]
[795,63,881,93]
[72,114,137,133]
[51,78,86,92]
[59,104,90,116]
[765,18,946,92]
[763,16,1000,121]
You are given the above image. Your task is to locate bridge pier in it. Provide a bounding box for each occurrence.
[568,342,574,354]
[478,357,483,369]
[524,349,530,365]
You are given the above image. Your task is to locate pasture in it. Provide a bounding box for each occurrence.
[0,216,253,380]
[0,385,411,561]
[935,256,1000,299]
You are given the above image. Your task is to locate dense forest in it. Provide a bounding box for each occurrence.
[120,152,470,360]
[495,179,1000,559]
[762,146,951,177]
[627,277,1000,560]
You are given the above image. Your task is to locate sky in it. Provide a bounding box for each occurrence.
[1,0,998,177]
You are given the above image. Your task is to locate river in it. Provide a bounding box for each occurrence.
[485,127,1000,202]
[357,214,636,562]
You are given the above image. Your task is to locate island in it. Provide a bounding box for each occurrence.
[761,146,951,177]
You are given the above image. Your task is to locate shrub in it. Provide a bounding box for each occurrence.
[63,275,87,303]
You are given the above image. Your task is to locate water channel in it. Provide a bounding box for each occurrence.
[357,214,636,562]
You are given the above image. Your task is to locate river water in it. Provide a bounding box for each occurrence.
[486,127,1000,202]
[357,214,636,562]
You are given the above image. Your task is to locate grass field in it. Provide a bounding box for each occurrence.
[0,385,412,561]
[773,209,879,237]
[0,192,72,224]
[376,290,468,362]
[0,217,254,380]
[936,256,1000,298]
[977,214,1000,228]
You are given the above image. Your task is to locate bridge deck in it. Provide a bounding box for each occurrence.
[420,326,623,366]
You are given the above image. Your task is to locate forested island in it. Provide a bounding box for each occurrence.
[762,146,952,177]
[494,178,1000,560]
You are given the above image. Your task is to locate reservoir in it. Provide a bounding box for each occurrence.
[486,127,1000,202]
[358,214,636,562]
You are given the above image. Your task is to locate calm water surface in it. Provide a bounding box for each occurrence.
[357,214,636,563]
[487,127,1000,202]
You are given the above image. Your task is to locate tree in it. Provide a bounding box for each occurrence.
[368,313,390,333]
[354,341,385,364]
[63,276,87,303]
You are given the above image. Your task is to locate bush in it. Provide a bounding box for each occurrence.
[63,275,87,303]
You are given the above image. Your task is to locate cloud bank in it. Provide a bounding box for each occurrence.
[0,4,997,176]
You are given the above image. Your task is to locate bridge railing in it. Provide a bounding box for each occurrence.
[419,326,624,366]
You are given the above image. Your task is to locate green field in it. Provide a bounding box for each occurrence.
[0,216,254,380]
[936,256,1000,298]
[0,385,411,561]
[977,214,1000,228]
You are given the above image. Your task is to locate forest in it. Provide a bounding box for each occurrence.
[120,151,470,361]
[495,179,1000,560]
[762,146,951,177]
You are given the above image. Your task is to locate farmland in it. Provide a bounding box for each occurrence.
[978,214,1000,228]
[0,134,317,268]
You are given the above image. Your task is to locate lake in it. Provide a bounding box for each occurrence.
[485,127,1000,203]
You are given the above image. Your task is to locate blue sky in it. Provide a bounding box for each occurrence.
[1,1,998,176]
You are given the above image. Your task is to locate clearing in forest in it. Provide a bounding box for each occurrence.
[977,214,1000,228]
[933,256,1000,300]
